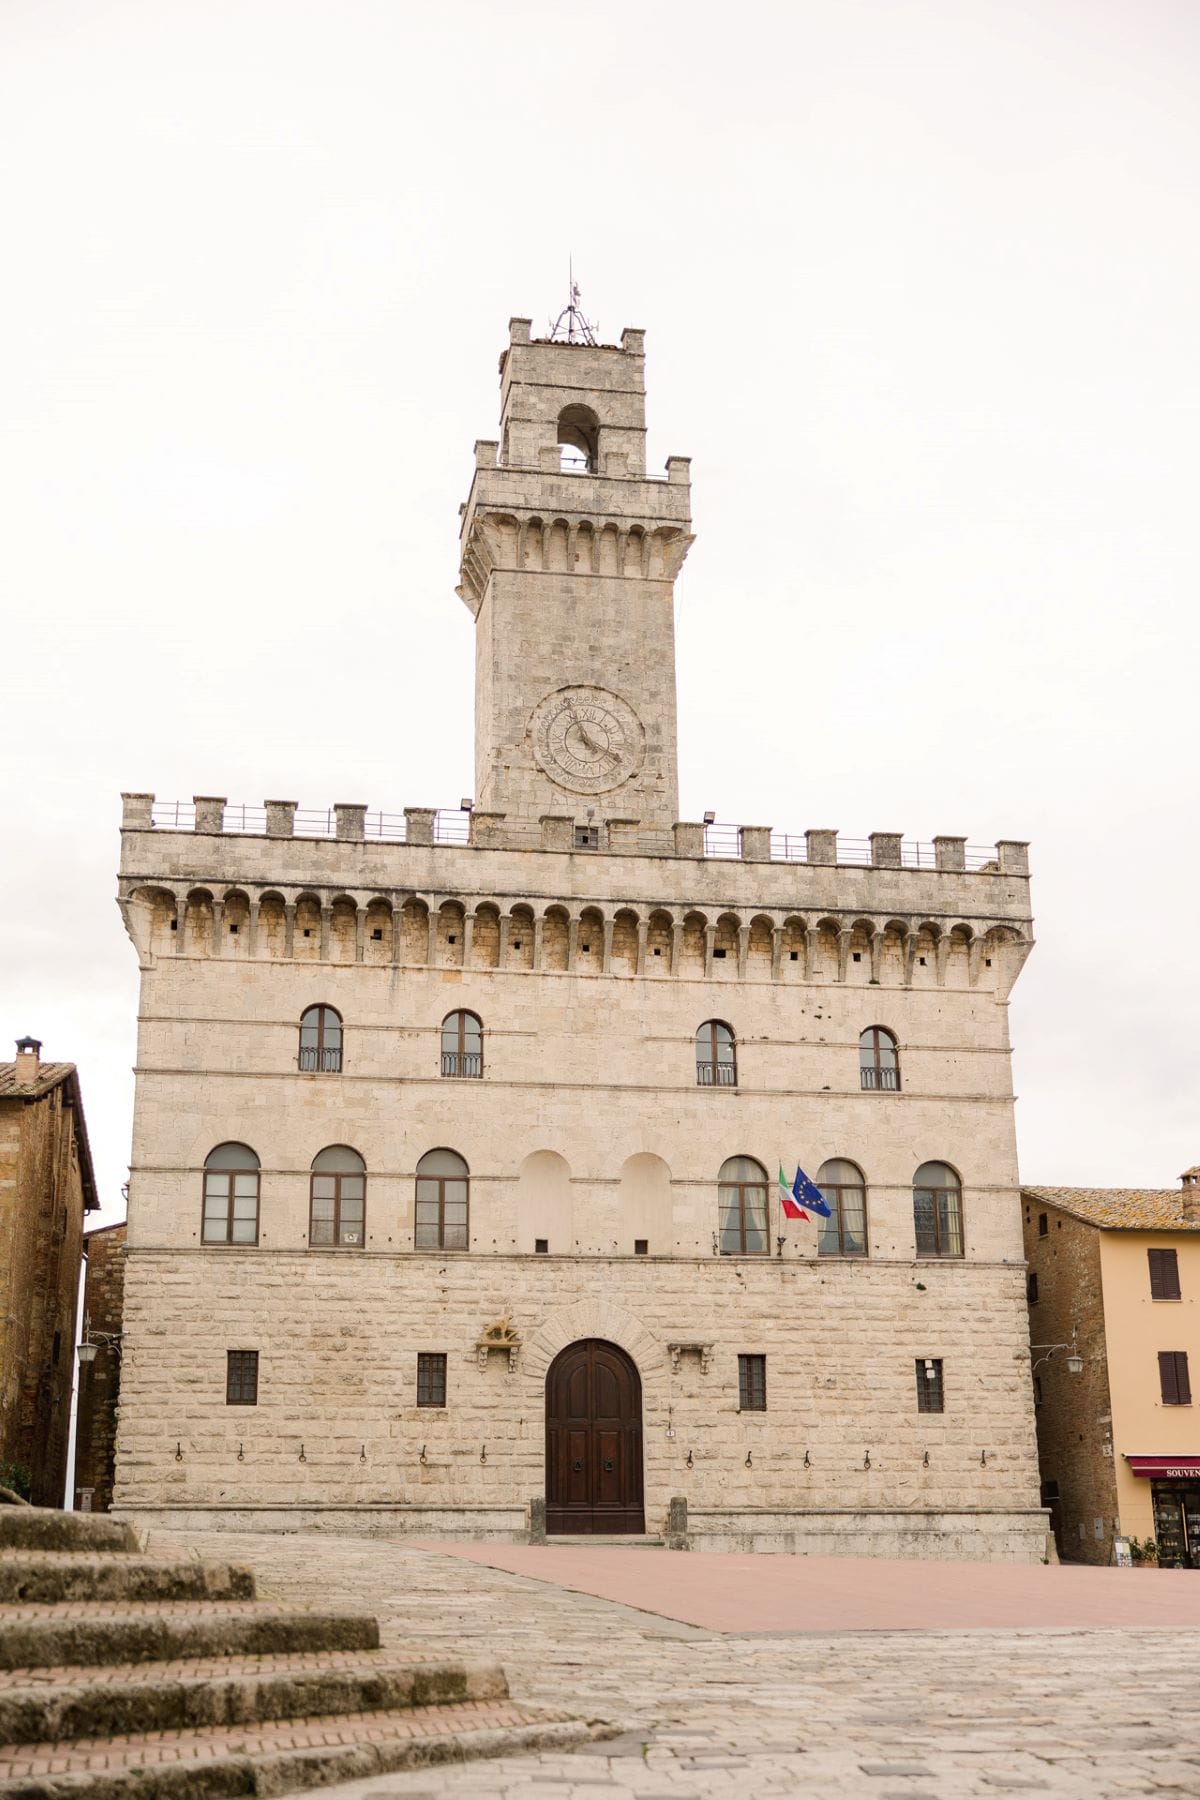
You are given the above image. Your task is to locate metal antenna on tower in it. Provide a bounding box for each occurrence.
[549,259,597,345]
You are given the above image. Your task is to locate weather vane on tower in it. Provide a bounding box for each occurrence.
[548,259,597,345]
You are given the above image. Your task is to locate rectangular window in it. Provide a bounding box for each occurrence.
[634,1238,648,1255]
[1149,1249,1181,1301]
[1159,1351,1192,1406]
[226,1350,259,1405]
[574,825,599,850]
[534,1238,548,1254]
[738,1354,766,1411]
[916,1358,944,1413]
[1038,1212,1048,1237]
[417,1352,447,1407]
[1026,1271,1039,1304]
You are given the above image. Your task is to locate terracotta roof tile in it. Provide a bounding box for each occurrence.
[1022,1186,1200,1232]
[0,1061,76,1100]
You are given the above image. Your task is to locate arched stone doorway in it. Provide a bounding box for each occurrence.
[545,1339,644,1535]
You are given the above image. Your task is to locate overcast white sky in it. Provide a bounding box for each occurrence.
[2,0,1196,1223]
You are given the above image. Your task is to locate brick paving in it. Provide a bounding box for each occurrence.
[0,1698,548,1777]
[137,1528,1200,1799]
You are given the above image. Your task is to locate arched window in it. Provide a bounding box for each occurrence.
[557,403,599,473]
[913,1161,964,1258]
[696,1021,737,1088]
[299,1005,342,1074]
[202,1143,260,1245]
[416,1149,469,1250]
[718,1156,769,1255]
[310,1146,366,1248]
[441,1010,483,1079]
[860,1027,900,1092]
[817,1159,868,1257]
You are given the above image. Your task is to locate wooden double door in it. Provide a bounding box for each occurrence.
[545,1339,644,1535]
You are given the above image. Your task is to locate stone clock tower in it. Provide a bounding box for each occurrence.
[457,317,693,832]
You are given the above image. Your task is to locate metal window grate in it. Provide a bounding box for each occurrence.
[916,1358,944,1413]
[738,1353,767,1411]
[226,1350,259,1405]
[417,1353,447,1407]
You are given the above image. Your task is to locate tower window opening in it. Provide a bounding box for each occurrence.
[557,404,599,473]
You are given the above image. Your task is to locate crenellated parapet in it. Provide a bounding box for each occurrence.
[118,793,1033,995]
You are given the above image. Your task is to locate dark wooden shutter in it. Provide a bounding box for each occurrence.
[1149,1249,1181,1301]
[1160,1350,1190,1405]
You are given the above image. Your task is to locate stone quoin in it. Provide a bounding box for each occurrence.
[112,314,1044,1558]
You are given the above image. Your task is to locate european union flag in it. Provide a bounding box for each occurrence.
[792,1165,831,1218]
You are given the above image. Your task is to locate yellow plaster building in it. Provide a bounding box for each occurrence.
[1023,1172,1200,1566]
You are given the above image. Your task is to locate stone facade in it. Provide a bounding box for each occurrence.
[0,1042,97,1504]
[113,317,1045,1558]
[73,1221,127,1512]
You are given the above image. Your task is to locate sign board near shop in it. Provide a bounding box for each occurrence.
[1125,1455,1200,1479]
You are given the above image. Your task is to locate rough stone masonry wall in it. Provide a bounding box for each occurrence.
[73,1222,127,1512]
[115,1249,1044,1559]
[1022,1198,1115,1563]
[0,1086,86,1505]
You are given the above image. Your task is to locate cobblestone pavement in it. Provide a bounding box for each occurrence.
[145,1530,1200,1799]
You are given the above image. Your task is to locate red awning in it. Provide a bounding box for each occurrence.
[1125,1455,1200,1478]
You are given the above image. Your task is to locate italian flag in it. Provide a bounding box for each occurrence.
[779,1165,809,1221]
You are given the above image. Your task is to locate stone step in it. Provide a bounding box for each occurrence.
[0,1648,508,1744]
[0,1514,138,1557]
[0,1602,379,1671]
[0,1699,592,1799]
[546,1534,666,1547]
[0,1552,256,1607]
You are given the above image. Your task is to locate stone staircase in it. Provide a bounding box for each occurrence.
[0,1506,590,1798]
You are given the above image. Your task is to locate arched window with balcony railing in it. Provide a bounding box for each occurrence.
[299,1005,342,1073]
[556,403,599,473]
[696,1021,737,1088]
[441,1010,483,1078]
[859,1026,900,1092]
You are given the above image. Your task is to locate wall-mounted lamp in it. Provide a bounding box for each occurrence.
[76,1311,122,1366]
[460,798,475,812]
[702,810,716,825]
[1031,1324,1084,1378]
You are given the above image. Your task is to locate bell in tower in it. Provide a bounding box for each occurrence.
[458,312,693,833]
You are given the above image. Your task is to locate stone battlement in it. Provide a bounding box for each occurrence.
[121,796,1029,877]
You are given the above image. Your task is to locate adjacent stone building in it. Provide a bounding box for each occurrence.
[0,1039,98,1504]
[73,1221,127,1512]
[113,315,1046,1557]
[1023,1174,1200,1566]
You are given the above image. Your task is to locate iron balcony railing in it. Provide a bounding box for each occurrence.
[441,1051,483,1079]
[697,1061,738,1087]
[860,1065,900,1092]
[298,1046,342,1073]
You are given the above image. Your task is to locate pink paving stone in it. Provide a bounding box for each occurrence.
[407,1542,1200,1633]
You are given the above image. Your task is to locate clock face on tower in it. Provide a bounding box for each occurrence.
[530,685,646,795]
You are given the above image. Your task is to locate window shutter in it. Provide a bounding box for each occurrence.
[1155,1249,1182,1301]
[1160,1351,1181,1405]
[1177,1352,1192,1406]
